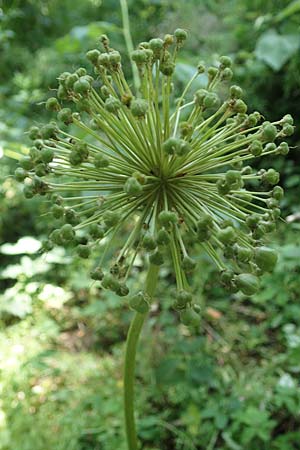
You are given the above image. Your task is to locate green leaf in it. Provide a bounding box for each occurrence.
[276,0,300,22]
[255,29,300,71]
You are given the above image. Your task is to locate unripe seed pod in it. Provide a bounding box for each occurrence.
[174,28,188,42]
[76,68,87,77]
[254,246,277,272]
[208,67,218,80]
[156,228,170,246]
[233,99,247,114]
[262,168,280,185]
[221,67,233,81]
[90,266,104,281]
[131,49,148,64]
[103,210,120,228]
[203,92,220,108]
[162,137,181,155]
[246,213,260,229]
[89,223,105,239]
[142,233,157,251]
[50,229,64,245]
[235,273,260,295]
[235,245,253,263]
[51,204,64,219]
[105,96,122,113]
[101,273,119,291]
[40,123,57,139]
[249,140,263,156]
[109,50,121,66]
[176,141,191,156]
[158,210,178,227]
[225,170,243,189]
[149,38,163,56]
[23,185,34,199]
[217,178,231,195]
[57,84,68,100]
[272,186,284,201]
[164,34,174,45]
[130,99,148,118]
[28,126,40,140]
[76,244,91,259]
[57,108,72,124]
[73,78,90,95]
[86,49,100,64]
[160,61,175,76]
[65,208,79,225]
[124,177,142,195]
[282,123,294,136]
[46,97,60,111]
[261,122,277,142]
[60,224,75,241]
[149,250,164,265]
[182,256,197,273]
[15,167,27,182]
[282,114,293,125]
[129,292,149,313]
[194,88,207,107]
[219,55,232,68]
[174,290,192,309]
[217,226,236,245]
[180,308,201,327]
[94,154,110,168]
[41,148,54,163]
[276,142,289,155]
[20,156,33,170]
[116,283,129,297]
[230,85,243,99]
[65,73,79,90]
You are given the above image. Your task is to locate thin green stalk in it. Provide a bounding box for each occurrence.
[124,263,159,450]
[120,0,139,92]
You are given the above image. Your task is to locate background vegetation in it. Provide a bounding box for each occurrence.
[0,1,300,449]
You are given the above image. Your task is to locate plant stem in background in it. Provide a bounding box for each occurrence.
[124,264,159,450]
[120,0,139,92]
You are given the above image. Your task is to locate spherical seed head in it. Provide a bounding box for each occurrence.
[19,29,292,303]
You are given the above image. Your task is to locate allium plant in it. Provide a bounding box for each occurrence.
[15,24,294,450]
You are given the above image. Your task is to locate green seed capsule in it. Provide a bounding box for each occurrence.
[142,233,157,251]
[90,266,104,281]
[50,229,64,245]
[235,245,253,263]
[15,167,27,182]
[116,283,129,297]
[235,273,260,295]
[28,126,40,140]
[174,28,188,42]
[131,49,148,64]
[23,185,34,199]
[89,224,105,239]
[41,148,54,163]
[262,168,280,185]
[261,122,277,142]
[249,140,263,156]
[103,210,120,228]
[129,292,149,313]
[282,124,294,136]
[60,224,75,241]
[124,177,142,195]
[51,204,64,219]
[254,246,277,272]
[233,99,247,114]
[217,226,236,245]
[20,156,33,171]
[156,229,170,246]
[94,154,109,168]
[57,108,72,123]
[76,244,91,259]
[105,96,122,113]
[101,274,119,292]
[162,137,181,155]
[174,290,193,310]
[73,78,91,95]
[86,49,100,64]
[158,211,178,227]
[272,186,284,201]
[40,123,57,139]
[180,308,201,327]
[230,85,243,99]
[220,55,232,68]
[46,97,60,111]
[182,256,197,273]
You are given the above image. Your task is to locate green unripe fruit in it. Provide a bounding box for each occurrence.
[230,85,243,99]
[65,73,79,90]
[15,167,27,181]
[261,122,277,142]
[282,114,293,125]
[276,142,289,155]
[246,213,260,229]
[103,210,120,228]
[73,78,90,95]
[235,273,260,295]
[233,99,247,114]
[76,244,91,259]
[23,185,34,199]
[156,229,170,246]
[90,266,104,281]
[60,224,75,241]
[57,108,72,124]
[129,292,149,313]
[262,168,280,185]
[57,84,68,100]
[220,55,232,68]
[174,28,188,41]
[130,99,148,118]
[50,229,64,245]
[108,51,121,66]
[20,156,33,170]
[174,290,192,309]
[41,148,54,163]
[65,208,78,225]
[282,123,294,136]
[101,274,119,292]
[272,186,284,201]
[97,53,110,67]
[40,123,57,139]
[162,137,181,155]
[158,210,178,227]
[124,177,142,195]
[41,239,54,252]
[149,38,163,53]
[180,308,201,327]
[254,246,277,272]
[89,224,105,239]
[160,61,175,76]
[28,126,40,140]
[194,89,207,107]
[69,150,83,166]
[217,179,231,195]
[225,170,243,189]
[94,154,109,168]
[217,226,236,245]
[203,92,220,108]
[176,141,191,156]
[221,67,233,81]
[51,204,64,219]
[86,49,100,64]
[149,250,164,266]
[131,49,148,64]
[208,67,218,79]
[35,163,47,177]
[142,233,157,251]
[46,97,60,111]
[249,140,263,156]
[105,96,122,113]
[182,256,197,273]
[235,245,253,263]
[220,269,235,286]
[115,283,129,297]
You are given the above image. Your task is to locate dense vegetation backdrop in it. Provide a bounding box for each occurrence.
[0,1,300,449]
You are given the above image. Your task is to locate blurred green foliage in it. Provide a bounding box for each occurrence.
[0,0,300,449]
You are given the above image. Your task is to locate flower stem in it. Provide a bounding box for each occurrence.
[124,263,159,450]
[120,0,139,92]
